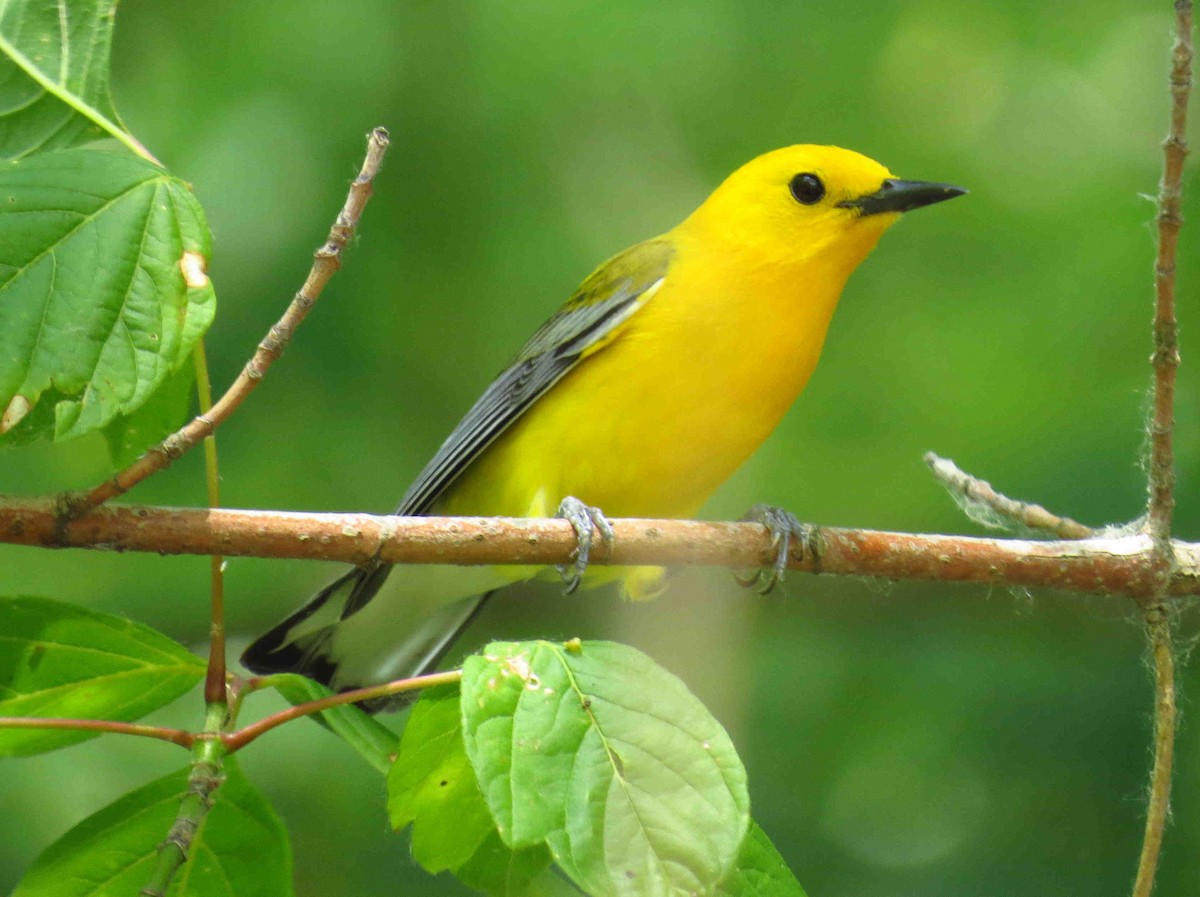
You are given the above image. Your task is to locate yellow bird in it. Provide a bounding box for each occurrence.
[242,145,964,698]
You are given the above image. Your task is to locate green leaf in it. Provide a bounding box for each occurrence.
[102,357,195,467]
[390,684,495,870]
[0,148,216,445]
[270,673,398,775]
[453,830,558,897]
[0,0,128,160]
[389,683,552,892]
[462,640,750,897]
[0,596,204,756]
[12,756,295,896]
[524,870,587,897]
[716,823,808,897]
[460,644,582,849]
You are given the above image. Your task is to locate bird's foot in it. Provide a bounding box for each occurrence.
[736,504,820,594]
[555,496,614,594]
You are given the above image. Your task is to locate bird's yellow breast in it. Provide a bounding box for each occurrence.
[440,221,882,523]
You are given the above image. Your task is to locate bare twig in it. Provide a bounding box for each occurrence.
[1134,606,1178,897]
[0,716,196,749]
[222,670,460,752]
[70,127,391,516]
[925,452,1096,539]
[2,498,1199,599]
[1146,2,1192,553]
[1133,5,1192,896]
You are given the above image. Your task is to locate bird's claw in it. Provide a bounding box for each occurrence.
[737,504,820,594]
[556,496,614,594]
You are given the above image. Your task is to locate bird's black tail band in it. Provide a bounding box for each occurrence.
[240,564,387,685]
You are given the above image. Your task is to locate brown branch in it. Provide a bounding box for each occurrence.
[2,498,1198,599]
[222,670,460,752]
[1134,606,1178,897]
[69,127,391,517]
[925,453,1096,540]
[0,716,196,748]
[1146,1,1191,552]
[1133,5,1192,896]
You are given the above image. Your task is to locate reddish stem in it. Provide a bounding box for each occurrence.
[0,716,196,748]
[222,670,461,752]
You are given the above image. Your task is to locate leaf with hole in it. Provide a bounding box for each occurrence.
[0,148,216,445]
[0,596,204,756]
[462,640,750,897]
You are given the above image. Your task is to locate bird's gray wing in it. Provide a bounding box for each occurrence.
[395,237,673,516]
[239,237,674,678]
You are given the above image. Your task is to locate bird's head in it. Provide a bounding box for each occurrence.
[680,144,965,272]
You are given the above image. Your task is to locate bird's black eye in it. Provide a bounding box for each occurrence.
[789,172,825,205]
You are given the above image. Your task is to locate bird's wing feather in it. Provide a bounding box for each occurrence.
[240,238,675,677]
[395,238,673,516]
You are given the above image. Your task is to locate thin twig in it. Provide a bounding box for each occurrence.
[925,452,1096,540]
[1133,606,1178,897]
[223,670,460,752]
[0,716,196,748]
[3,498,1200,598]
[140,703,227,897]
[70,126,391,516]
[193,341,227,706]
[1146,1,1192,553]
[1133,4,1192,896]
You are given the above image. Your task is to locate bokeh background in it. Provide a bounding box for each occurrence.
[3,1,1200,894]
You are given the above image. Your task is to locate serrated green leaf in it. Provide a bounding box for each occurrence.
[462,640,750,897]
[453,830,556,897]
[102,356,195,467]
[0,596,204,755]
[389,683,495,870]
[270,673,397,775]
[0,148,216,445]
[0,0,127,160]
[524,869,587,897]
[461,642,585,848]
[388,683,552,894]
[716,822,807,897]
[11,756,295,897]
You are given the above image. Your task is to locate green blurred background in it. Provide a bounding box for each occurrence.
[3,0,1199,894]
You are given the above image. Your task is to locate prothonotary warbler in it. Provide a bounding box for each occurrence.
[242,145,965,703]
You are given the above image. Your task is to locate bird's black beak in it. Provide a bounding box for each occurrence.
[838,179,967,215]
